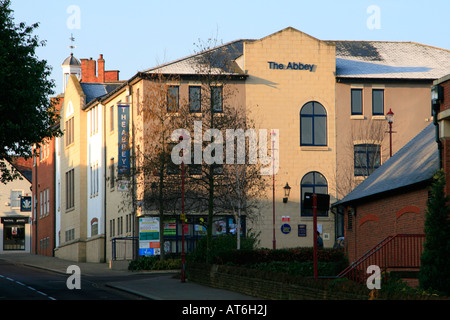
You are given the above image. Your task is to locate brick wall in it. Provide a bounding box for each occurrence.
[81,54,119,83]
[186,262,447,300]
[439,80,450,112]
[344,186,428,263]
[32,139,56,256]
[187,262,369,300]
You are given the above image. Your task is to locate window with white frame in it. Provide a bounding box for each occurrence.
[11,190,23,209]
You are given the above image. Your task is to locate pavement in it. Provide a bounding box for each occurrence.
[0,253,258,300]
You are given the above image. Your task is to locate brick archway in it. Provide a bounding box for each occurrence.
[395,205,424,234]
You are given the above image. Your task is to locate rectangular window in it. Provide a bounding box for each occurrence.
[372,89,384,115]
[300,117,313,145]
[110,158,115,189]
[110,105,114,132]
[189,143,202,175]
[212,86,223,113]
[167,143,180,175]
[46,188,49,215]
[189,86,201,112]
[40,191,43,217]
[66,169,74,209]
[65,228,75,242]
[351,89,363,115]
[65,117,74,146]
[95,161,99,194]
[354,144,381,176]
[119,217,123,235]
[11,190,23,209]
[167,86,179,112]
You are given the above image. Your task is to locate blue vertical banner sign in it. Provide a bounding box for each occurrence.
[118,105,130,176]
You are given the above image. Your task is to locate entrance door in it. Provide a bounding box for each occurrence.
[3,224,25,250]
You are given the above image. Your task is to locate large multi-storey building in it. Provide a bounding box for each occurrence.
[52,27,450,263]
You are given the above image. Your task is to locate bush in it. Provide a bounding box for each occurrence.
[188,234,348,277]
[419,169,450,295]
[239,260,345,277]
[188,233,258,264]
[128,256,181,271]
[217,247,347,268]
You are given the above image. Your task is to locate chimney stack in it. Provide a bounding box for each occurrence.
[97,54,105,83]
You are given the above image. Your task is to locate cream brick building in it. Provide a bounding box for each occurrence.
[54,27,450,263]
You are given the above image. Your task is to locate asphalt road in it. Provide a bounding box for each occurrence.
[0,259,153,300]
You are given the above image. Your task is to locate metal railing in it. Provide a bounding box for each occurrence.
[338,234,425,284]
[111,237,138,261]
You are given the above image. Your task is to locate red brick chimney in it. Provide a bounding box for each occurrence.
[81,57,97,82]
[97,54,105,83]
[80,54,119,83]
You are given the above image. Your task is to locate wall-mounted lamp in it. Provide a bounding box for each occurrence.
[283,182,291,203]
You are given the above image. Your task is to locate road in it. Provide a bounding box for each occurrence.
[0,259,153,300]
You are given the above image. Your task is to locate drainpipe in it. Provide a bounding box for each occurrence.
[34,148,38,255]
[433,105,443,169]
[102,103,107,263]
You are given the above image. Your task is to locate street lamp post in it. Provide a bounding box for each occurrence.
[271,130,276,250]
[313,193,318,280]
[283,182,291,203]
[179,136,186,283]
[386,108,395,158]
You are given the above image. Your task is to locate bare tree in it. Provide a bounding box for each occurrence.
[336,118,388,199]
[133,72,190,260]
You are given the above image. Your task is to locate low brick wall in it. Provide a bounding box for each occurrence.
[186,262,369,300]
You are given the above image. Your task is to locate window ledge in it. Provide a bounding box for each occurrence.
[300,146,330,151]
[350,115,365,120]
[372,115,386,120]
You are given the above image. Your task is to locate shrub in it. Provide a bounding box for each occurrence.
[128,256,181,271]
[419,169,450,296]
[188,233,258,264]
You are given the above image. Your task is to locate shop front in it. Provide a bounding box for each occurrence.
[1,216,30,252]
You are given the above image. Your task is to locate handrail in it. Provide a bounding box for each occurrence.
[339,234,425,284]
[337,235,394,278]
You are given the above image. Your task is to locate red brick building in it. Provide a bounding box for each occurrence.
[32,136,56,256]
[335,74,450,273]
[335,122,439,263]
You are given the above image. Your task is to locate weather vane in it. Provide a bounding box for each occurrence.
[68,33,76,55]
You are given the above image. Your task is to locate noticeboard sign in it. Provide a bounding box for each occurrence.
[298,224,307,237]
[139,217,160,256]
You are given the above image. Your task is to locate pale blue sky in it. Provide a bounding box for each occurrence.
[9,0,450,94]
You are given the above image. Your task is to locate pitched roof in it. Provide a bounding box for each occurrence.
[138,29,450,81]
[80,83,122,104]
[142,40,249,76]
[336,123,439,206]
[333,41,450,80]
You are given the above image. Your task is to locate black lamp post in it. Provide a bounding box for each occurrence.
[386,108,395,158]
[283,183,291,203]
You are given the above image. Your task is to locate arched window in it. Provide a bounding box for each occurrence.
[301,171,328,217]
[300,101,327,146]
